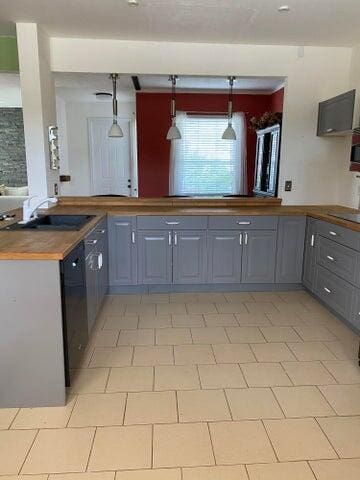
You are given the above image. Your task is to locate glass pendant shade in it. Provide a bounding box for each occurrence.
[108,73,123,138]
[167,119,182,140]
[222,76,236,140]
[109,120,124,138]
[222,123,236,140]
[167,75,181,140]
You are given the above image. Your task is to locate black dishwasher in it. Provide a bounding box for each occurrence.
[60,241,88,387]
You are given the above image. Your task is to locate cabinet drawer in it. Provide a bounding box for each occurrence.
[137,216,207,230]
[85,217,107,248]
[317,220,360,250]
[208,216,278,230]
[317,236,360,286]
[314,265,354,320]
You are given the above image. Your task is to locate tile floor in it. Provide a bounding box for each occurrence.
[1,290,360,479]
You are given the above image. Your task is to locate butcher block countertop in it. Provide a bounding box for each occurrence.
[0,196,359,260]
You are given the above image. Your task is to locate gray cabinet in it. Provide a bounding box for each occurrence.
[108,216,137,286]
[276,216,306,283]
[350,291,360,332]
[302,218,317,291]
[242,230,277,284]
[137,230,172,284]
[207,231,242,283]
[317,90,355,136]
[173,230,207,284]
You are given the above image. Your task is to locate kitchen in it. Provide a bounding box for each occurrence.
[1,2,360,479]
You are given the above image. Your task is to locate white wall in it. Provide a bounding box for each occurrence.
[57,100,135,196]
[50,38,356,205]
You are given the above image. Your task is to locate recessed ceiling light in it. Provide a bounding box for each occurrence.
[127,0,139,6]
[278,5,290,12]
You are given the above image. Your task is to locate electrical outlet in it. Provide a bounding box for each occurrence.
[284,180,292,192]
[54,183,59,195]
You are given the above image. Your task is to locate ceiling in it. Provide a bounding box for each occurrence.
[0,0,360,47]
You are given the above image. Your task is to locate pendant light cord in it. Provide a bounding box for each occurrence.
[111,73,118,122]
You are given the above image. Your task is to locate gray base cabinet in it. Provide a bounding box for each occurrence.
[303,218,317,291]
[137,230,172,284]
[173,230,207,284]
[207,231,242,283]
[276,216,306,283]
[108,216,137,285]
[243,230,277,284]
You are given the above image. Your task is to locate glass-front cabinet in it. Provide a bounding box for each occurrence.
[253,124,281,197]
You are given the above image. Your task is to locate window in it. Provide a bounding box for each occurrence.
[169,112,247,196]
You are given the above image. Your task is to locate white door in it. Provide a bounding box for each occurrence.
[88,117,134,196]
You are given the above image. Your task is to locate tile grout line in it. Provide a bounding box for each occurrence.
[314,416,340,460]
[85,426,97,472]
[223,388,234,421]
[261,418,280,463]
[18,428,40,474]
[66,393,79,427]
[206,421,217,466]
[8,407,21,430]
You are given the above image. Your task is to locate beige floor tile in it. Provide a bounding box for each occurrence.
[174,345,215,365]
[125,391,177,424]
[203,313,238,327]
[210,420,276,464]
[187,303,217,314]
[155,365,200,391]
[294,325,337,341]
[0,408,19,429]
[107,366,153,392]
[88,425,152,471]
[89,346,133,367]
[251,343,296,362]
[124,304,156,316]
[153,423,214,468]
[245,302,279,315]
[112,294,141,305]
[317,416,360,458]
[116,469,181,480]
[212,343,256,363]
[247,461,316,480]
[1,475,48,480]
[266,312,305,326]
[100,303,126,316]
[287,342,337,361]
[279,290,314,302]
[260,326,302,342]
[172,314,205,328]
[251,292,283,302]
[309,459,360,480]
[273,386,335,418]
[138,315,172,329]
[68,393,126,427]
[273,301,310,314]
[0,429,36,475]
[183,465,248,480]
[226,326,266,343]
[297,310,337,326]
[22,428,95,474]
[50,473,115,480]
[241,363,292,387]
[91,330,119,347]
[226,388,283,420]
[282,361,337,386]
[322,360,360,384]
[196,293,227,303]
[157,304,187,315]
[319,384,360,415]
[198,364,246,389]
[325,321,358,342]
[324,341,356,360]
[170,293,198,303]
[224,292,253,302]
[156,328,192,345]
[235,313,271,326]
[191,327,228,344]
[103,315,138,330]
[140,294,170,304]
[118,329,155,346]
[264,418,337,461]
[70,368,109,394]
[11,396,76,429]
[215,303,247,314]
[133,346,174,366]
[178,389,231,422]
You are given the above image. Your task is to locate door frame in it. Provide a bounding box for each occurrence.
[88,115,138,197]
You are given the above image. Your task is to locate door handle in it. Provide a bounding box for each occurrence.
[97,252,103,270]
[131,231,136,244]
[96,229,105,234]
[323,287,332,294]
[237,221,251,225]
[71,258,79,268]
[310,234,315,247]
[168,232,172,246]
[174,233,178,246]
[326,255,335,262]
[239,233,243,245]
[165,221,180,225]
[329,231,338,237]
[244,232,248,246]
[85,239,97,245]
[326,128,336,133]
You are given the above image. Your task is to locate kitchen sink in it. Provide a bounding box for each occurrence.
[5,215,95,231]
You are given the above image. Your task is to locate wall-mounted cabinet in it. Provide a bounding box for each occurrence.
[317,89,356,136]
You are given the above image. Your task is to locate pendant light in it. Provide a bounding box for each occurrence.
[166,75,182,140]
[108,73,124,138]
[222,76,236,140]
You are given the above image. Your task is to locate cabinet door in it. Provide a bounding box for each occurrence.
[350,291,360,332]
[302,218,317,292]
[242,230,276,284]
[137,230,172,284]
[97,234,109,303]
[108,216,137,285]
[276,216,306,283]
[173,230,207,284]
[85,251,99,333]
[317,90,355,136]
[207,231,242,283]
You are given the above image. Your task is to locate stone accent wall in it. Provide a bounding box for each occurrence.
[0,108,27,187]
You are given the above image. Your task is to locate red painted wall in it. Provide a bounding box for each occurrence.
[137,91,282,197]
[270,87,284,113]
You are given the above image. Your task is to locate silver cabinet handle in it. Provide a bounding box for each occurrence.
[131,231,136,244]
[168,232,172,246]
[85,239,97,245]
[329,231,338,236]
[310,234,315,247]
[244,232,248,246]
[165,221,180,225]
[239,233,243,245]
[324,287,332,294]
[96,229,105,234]
[237,221,251,225]
[326,255,335,261]
[174,233,178,246]
[326,128,335,133]
[97,252,103,270]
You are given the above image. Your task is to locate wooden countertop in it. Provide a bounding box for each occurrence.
[0,198,359,260]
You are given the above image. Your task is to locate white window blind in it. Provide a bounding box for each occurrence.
[170,112,246,196]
